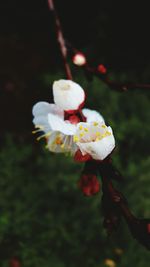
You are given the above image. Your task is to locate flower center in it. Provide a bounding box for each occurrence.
[68,115,80,124]
[73,122,112,143]
[60,83,70,90]
[55,136,63,145]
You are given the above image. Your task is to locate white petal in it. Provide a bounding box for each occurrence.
[48,113,76,135]
[77,127,115,160]
[33,115,51,133]
[47,133,77,154]
[82,108,104,123]
[53,79,85,110]
[47,132,66,153]
[32,102,64,119]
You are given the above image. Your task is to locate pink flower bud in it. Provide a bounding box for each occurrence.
[73,52,87,66]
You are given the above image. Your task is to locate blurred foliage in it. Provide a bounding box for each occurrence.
[0,74,150,266]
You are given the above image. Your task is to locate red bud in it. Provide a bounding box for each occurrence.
[78,174,100,196]
[97,64,107,74]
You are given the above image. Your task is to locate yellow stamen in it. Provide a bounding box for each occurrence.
[105,131,111,136]
[32,125,45,134]
[93,122,98,126]
[96,132,101,137]
[35,125,44,129]
[79,125,83,130]
[55,136,62,145]
[36,135,44,141]
[73,135,79,142]
[84,127,88,132]
[32,130,40,134]
[80,133,84,137]
[102,124,107,128]
[36,132,51,141]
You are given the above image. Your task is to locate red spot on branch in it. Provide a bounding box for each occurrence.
[97,64,107,74]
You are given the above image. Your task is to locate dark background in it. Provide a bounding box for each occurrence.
[0,1,150,267]
[1,0,150,67]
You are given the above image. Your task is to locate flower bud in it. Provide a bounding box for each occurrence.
[78,174,100,196]
[72,52,86,66]
[97,64,107,74]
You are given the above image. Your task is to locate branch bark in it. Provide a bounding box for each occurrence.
[47,0,72,80]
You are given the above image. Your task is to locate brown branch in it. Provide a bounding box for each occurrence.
[66,42,150,92]
[98,161,150,250]
[101,175,134,221]
[47,0,73,80]
[86,65,150,92]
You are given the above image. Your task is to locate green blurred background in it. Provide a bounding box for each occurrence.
[0,0,150,266]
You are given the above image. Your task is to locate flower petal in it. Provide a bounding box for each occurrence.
[82,108,104,123]
[33,115,51,133]
[47,133,77,154]
[53,79,85,111]
[77,127,115,160]
[48,113,76,135]
[32,102,64,119]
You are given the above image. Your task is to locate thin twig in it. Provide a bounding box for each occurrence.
[87,66,150,92]
[47,0,73,80]
[66,42,150,92]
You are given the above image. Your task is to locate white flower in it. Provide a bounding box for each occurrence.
[32,101,77,154]
[73,121,115,161]
[53,79,85,111]
[32,98,105,156]
[82,108,104,124]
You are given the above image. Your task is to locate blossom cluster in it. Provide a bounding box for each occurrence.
[32,79,115,162]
